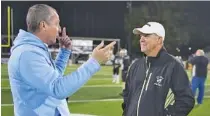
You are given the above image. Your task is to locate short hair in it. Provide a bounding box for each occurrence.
[26,4,56,33]
[199,49,205,56]
[196,49,205,56]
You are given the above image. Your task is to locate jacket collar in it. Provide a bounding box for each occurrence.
[143,46,167,58]
[144,47,167,65]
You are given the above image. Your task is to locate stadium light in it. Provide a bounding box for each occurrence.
[176,48,180,52]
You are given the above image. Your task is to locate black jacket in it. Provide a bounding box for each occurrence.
[122,48,195,116]
[189,56,209,78]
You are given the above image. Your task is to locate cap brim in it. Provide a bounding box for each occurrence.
[133,28,154,35]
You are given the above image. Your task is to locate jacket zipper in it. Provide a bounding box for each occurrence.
[136,57,152,116]
[145,73,152,91]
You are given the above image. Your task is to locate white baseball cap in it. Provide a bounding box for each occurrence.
[133,22,165,40]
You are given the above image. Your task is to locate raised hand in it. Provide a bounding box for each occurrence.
[58,27,72,50]
[92,41,116,64]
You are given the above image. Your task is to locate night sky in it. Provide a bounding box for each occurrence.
[2,1,210,56]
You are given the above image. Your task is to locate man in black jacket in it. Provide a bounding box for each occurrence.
[122,22,195,116]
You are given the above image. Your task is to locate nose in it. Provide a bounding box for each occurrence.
[140,35,145,42]
[58,25,61,33]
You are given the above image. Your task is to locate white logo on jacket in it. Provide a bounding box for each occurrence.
[154,76,164,87]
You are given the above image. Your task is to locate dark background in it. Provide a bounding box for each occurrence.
[2,1,210,59]
[1,1,129,47]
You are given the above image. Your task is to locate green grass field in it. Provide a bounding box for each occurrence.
[1,64,210,116]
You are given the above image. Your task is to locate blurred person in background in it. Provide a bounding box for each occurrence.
[119,48,131,95]
[122,22,194,116]
[189,49,209,105]
[111,51,122,84]
[8,4,115,116]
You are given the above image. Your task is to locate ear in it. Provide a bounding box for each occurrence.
[157,37,163,44]
[39,21,47,31]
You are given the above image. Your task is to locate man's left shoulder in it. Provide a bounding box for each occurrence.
[167,54,184,67]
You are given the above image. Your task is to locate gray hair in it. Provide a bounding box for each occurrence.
[199,49,205,56]
[26,4,56,33]
[196,49,205,56]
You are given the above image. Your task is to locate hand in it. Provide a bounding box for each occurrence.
[58,27,72,50]
[92,41,116,64]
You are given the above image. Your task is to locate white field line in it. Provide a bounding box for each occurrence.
[1,85,123,90]
[68,99,123,103]
[1,99,123,107]
[1,78,114,81]
[3,96,210,107]
[82,85,122,87]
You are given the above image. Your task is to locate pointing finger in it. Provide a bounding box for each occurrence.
[102,41,116,51]
[95,41,104,50]
[62,27,66,37]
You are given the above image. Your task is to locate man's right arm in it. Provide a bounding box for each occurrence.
[189,56,197,65]
[122,78,130,116]
[19,51,100,99]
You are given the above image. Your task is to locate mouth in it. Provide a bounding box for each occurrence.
[140,43,146,46]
